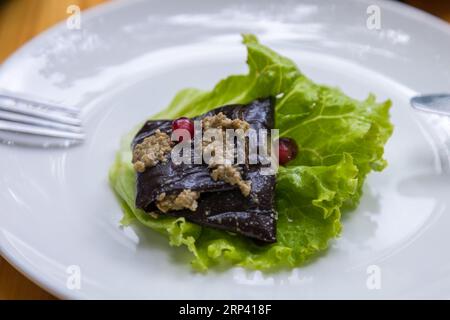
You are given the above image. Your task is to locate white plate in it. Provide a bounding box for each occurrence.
[0,0,450,299]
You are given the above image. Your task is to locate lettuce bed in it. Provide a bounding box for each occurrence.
[109,34,393,271]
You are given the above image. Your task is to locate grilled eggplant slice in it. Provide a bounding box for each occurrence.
[133,97,277,243]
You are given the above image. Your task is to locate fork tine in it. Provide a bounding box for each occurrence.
[0,110,83,133]
[0,119,85,141]
[0,90,79,115]
[0,102,82,126]
[0,90,85,146]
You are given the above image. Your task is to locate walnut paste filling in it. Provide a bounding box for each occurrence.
[156,189,200,213]
[132,129,172,172]
[202,112,250,132]
[202,112,252,197]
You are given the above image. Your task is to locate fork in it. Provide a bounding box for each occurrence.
[411,94,450,116]
[0,89,84,148]
[411,93,450,173]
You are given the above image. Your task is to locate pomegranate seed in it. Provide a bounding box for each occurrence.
[278,137,298,165]
[172,117,194,142]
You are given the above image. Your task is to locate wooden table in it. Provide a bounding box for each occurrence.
[0,0,449,300]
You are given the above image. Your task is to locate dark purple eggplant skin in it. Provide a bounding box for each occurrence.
[157,168,276,243]
[132,97,277,243]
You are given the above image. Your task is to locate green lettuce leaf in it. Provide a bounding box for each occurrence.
[109,34,393,271]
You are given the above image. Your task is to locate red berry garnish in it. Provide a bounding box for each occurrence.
[172,117,194,142]
[278,137,298,165]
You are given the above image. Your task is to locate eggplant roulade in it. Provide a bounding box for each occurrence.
[131,98,277,243]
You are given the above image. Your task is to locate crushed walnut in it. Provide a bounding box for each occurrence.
[211,165,251,196]
[202,113,252,197]
[202,112,250,131]
[156,189,200,213]
[132,129,172,172]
